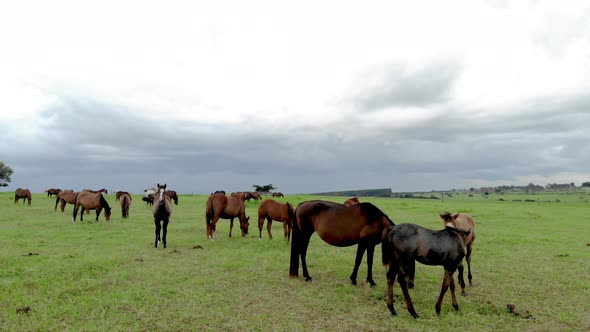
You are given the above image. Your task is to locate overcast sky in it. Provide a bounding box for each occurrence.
[1,0,589,194]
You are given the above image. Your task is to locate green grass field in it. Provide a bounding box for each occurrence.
[1,191,589,331]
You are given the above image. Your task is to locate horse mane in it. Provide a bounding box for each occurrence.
[358,202,395,226]
[445,225,471,237]
[100,194,111,213]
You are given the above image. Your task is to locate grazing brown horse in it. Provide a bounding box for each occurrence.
[165,190,178,205]
[257,199,294,240]
[344,196,360,206]
[250,192,262,200]
[55,190,77,212]
[206,193,250,240]
[289,200,394,286]
[119,193,132,218]
[440,211,476,293]
[153,183,172,248]
[272,192,285,198]
[45,188,62,198]
[72,191,111,222]
[15,188,32,205]
[381,223,471,318]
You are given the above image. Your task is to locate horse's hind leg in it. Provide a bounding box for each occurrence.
[386,262,398,316]
[282,221,289,241]
[300,234,313,282]
[266,218,273,240]
[435,271,452,316]
[397,268,418,318]
[449,272,459,311]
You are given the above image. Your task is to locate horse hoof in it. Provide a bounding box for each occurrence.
[453,304,459,311]
[350,280,357,286]
[305,277,312,282]
[461,292,467,297]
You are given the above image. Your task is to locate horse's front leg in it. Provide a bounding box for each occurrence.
[350,243,367,286]
[154,220,161,248]
[95,207,102,221]
[365,244,376,287]
[162,219,168,248]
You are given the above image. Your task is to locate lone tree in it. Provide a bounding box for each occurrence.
[252,184,276,194]
[0,162,13,187]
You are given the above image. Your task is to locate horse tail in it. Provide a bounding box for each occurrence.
[72,192,81,220]
[381,225,394,268]
[289,205,301,277]
[54,194,61,212]
[206,196,213,238]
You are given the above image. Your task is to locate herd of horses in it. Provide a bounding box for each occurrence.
[13,186,477,318]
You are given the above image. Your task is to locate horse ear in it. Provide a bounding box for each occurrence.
[164,184,167,189]
[452,213,460,220]
[157,183,160,187]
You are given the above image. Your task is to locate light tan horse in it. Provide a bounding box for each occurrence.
[15,188,32,205]
[440,211,476,294]
[72,191,111,222]
[257,199,294,241]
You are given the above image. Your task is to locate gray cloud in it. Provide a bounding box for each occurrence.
[351,60,463,111]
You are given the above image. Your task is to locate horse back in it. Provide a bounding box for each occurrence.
[258,199,291,222]
[296,200,390,247]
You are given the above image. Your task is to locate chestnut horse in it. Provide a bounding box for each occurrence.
[15,188,32,205]
[272,192,284,198]
[165,190,178,205]
[55,190,77,212]
[440,211,476,293]
[153,183,172,248]
[119,192,132,218]
[289,200,394,286]
[205,193,250,240]
[45,188,62,198]
[381,223,471,318]
[72,191,111,222]
[257,199,294,240]
[344,196,360,206]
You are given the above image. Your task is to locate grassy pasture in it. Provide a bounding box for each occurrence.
[1,191,589,331]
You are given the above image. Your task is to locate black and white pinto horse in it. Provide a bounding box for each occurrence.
[153,183,172,248]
